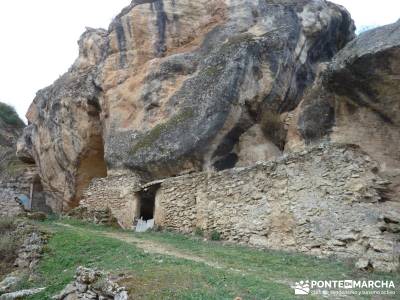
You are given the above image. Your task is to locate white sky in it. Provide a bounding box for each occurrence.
[0,0,398,121]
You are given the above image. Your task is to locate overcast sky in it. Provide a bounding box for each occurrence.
[0,0,398,121]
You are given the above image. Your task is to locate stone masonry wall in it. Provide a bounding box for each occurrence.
[0,166,37,217]
[155,144,400,272]
[80,175,141,228]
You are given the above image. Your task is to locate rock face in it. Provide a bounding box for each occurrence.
[289,20,400,199]
[0,103,30,217]
[16,1,400,272]
[20,73,108,212]
[19,0,354,211]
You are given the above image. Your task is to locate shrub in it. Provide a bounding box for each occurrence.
[0,102,24,127]
[210,230,221,241]
[194,227,204,237]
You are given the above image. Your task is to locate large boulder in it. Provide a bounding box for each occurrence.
[289,20,400,198]
[19,0,354,211]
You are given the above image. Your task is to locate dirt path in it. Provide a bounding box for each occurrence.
[53,223,354,299]
[56,223,223,269]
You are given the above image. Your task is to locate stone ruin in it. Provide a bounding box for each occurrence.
[80,144,400,272]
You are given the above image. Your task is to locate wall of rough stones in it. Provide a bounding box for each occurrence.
[79,144,400,272]
[154,144,400,272]
[0,188,25,217]
[80,175,141,228]
[0,166,36,217]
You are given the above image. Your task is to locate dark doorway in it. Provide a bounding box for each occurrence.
[138,184,160,221]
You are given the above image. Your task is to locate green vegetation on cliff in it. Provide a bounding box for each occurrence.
[0,102,24,127]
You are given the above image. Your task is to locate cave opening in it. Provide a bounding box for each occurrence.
[73,114,108,210]
[137,184,160,221]
[213,153,239,171]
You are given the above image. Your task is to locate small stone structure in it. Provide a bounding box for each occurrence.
[0,167,52,217]
[80,144,400,271]
[80,175,142,228]
[14,231,49,271]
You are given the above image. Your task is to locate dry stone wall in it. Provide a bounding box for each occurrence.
[0,166,37,217]
[155,144,400,272]
[79,143,400,271]
[80,175,141,228]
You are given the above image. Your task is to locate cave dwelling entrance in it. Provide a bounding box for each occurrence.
[135,182,161,232]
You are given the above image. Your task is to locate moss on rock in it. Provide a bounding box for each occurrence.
[130,108,195,155]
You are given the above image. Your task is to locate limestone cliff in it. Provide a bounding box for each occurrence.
[289,20,400,200]
[20,0,354,211]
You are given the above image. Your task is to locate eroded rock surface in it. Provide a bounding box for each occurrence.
[19,0,354,211]
[289,20,400,199]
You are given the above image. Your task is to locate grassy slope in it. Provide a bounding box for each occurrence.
[24,219,399,300]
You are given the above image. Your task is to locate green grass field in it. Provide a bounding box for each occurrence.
[20,219,399,300]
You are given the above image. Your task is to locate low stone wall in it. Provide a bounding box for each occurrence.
[80,175,141,228]
[0,166,37,217]
[80,144,400,271]
[0,189,24,217]
[155,144,400,272]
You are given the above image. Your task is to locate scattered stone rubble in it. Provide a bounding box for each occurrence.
[0,277,19,296]
[52,267,128,300]
[0,288,46,300]
[66,206,118,227]
[14,230,49,271]
[0,223,48,299]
